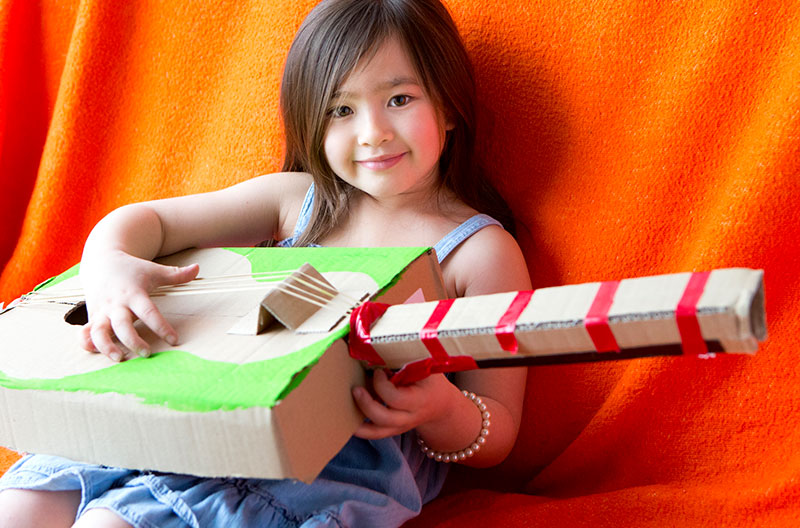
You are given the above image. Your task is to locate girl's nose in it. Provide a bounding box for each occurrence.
[357,110,393,146]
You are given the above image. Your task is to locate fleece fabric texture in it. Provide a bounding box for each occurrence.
[1,0,799,526]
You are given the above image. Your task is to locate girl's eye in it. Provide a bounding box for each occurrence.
[389,95,412,107]
[329,105,353,118]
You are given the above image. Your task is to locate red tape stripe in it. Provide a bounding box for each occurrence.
[390,355,479,386]
[391,298,478,386]
[676,271,711,355]
[495,291,534,353]
[420,299,455,360]
[585,281,621,353]
[348,302,389,366]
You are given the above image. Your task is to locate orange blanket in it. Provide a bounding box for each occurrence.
[2,0,799,525]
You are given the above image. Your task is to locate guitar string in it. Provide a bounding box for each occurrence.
[22,270,299,298]
[19,283,351,316]
[163,270,355,304]
[165,270,298,284]
[21,270,359,305]
[23,275,356,311]
[19,271,359,315]
[177,270,362,305]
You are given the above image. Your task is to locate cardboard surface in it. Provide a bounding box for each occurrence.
[366,268,765,369]
[0,246,444,482]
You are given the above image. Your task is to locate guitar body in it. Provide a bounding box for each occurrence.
[0,246,445,482]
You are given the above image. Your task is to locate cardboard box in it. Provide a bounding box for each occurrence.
[0,246,445,482]
[361,268,766,370]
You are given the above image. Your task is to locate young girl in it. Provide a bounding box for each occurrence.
[0,0,530,526]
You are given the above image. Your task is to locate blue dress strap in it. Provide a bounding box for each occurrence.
[276,183,316,247]
[279,184,503,261]
[293,183,316,239]
[433,214,503,263]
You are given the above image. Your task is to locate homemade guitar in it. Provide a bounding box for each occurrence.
[0,247,766,482]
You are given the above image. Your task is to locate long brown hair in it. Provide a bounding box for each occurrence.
[280,0,515,246]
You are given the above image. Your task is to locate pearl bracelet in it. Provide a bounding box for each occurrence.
[417,390,491,463]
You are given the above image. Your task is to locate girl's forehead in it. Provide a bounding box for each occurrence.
[337,37,421,93]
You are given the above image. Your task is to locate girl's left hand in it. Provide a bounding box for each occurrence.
[352,369,453,439]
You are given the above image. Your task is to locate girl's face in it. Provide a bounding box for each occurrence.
[323,37,451,204]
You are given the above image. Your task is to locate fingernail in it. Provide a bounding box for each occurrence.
[136,348,151,358]
[166,334,178,346]
[352,387,363,398]
[110,352,122,362]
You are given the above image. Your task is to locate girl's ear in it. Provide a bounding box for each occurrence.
[443,112,456,131]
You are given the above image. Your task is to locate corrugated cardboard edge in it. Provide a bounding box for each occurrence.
[271,249,444,481]
[0,383,285,478]
[272,339,365,482]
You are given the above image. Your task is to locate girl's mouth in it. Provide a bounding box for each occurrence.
[356,153,405,171]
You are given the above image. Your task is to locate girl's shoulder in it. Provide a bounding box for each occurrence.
[135,171,314,250]
[237,172,313,240]
[246,171,313,197]
[442,223,531,297]
[216,171,312,208]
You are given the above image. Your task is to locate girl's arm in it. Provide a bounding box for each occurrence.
[354,226,530,467]
[78,172,311,360]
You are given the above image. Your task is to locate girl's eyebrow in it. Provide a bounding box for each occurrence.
[377,76,420,90]
[334,77,420,99]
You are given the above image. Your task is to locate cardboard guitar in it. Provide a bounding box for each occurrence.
[0,247,765,482]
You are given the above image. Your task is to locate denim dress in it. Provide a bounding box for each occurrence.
[0,184,503,527]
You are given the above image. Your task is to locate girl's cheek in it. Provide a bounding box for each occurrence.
[323,132,345,166]
[416,107,446,142]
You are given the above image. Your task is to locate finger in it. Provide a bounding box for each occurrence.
[152,263,200,288]
[129,295,178,346]
[108,307,151,357]
[354,421,403,440]
[352,386,410,430]
[77,323,97,352]
[89,318,126,362]
[371,369,413,410]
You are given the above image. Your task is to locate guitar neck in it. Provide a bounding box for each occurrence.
[350,268,766,382]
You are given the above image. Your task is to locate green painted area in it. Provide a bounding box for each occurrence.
[2,247,429,412]
[225,246,428,286]
[33,264,80,291]
[0,332,345,412]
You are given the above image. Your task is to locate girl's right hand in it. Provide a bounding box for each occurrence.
[77,250,199,362]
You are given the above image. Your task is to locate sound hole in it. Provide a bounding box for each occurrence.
[64,301,88,326]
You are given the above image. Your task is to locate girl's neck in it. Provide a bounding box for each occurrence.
[359,184,442,214]
[319,186,476,248]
